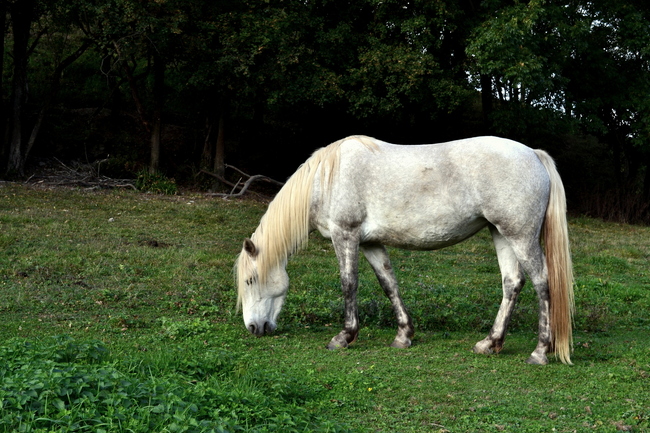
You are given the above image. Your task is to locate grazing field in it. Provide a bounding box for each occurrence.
[0,183,648,432]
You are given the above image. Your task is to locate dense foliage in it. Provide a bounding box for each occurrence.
[0,0,649,221]
[0,336,352,432]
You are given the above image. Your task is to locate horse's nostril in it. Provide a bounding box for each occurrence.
[248,322,273,336]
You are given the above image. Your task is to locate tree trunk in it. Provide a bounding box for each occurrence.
[121,58,150,133]
[0,3,6,164]
[25,40,91,164]
[149,117,161,174]
[201,115,214,170]
[643,154,650,202]
[6,0,35,176]
[149,53,165,174]
[480,74,493,130]
[213,111,225,178]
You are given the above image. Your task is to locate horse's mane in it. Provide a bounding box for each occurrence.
[236,136,379,308]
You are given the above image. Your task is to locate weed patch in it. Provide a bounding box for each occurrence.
[159,317,213,340]
[0,336,353,433]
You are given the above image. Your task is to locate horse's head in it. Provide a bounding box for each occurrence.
[236,238,289,336]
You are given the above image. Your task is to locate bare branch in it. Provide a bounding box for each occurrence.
[25,158,136,190]
[199,165,284,198]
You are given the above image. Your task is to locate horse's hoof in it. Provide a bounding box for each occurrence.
[326,337,349,350]
[326,342,346,350]
[390,338,411,349]
[473,346,493,355]
[472,340,494,355]
[525,353,549,365]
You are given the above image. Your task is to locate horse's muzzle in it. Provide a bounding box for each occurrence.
[247,321,275,337]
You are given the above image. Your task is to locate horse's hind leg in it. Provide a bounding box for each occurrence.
[361,244,414,348]
[474,227,526,356]
[495,231,552,365]
[513,242,552,365]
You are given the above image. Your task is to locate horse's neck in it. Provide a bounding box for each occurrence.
[251,141,343,276]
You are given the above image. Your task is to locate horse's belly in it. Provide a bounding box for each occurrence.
[361,217,487,250]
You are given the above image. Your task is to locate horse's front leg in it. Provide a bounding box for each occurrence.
[361,243,414,348]
[327,230,360,350]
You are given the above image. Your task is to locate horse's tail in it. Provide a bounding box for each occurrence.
[535,149,574,365]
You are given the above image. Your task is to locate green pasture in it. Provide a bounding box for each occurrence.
[0,183,648,432]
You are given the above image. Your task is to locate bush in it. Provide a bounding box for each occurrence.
[136,170,178,195]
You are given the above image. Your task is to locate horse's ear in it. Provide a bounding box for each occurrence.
[243,239,258,257]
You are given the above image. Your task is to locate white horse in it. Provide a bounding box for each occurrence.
[236,135,574,365]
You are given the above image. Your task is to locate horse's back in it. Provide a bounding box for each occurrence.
[315,136,550,249]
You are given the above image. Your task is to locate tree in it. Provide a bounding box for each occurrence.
[467,0,650,219]
[343,0,471,124]
[3,0,92,176]
[564,0,650,197]
[182,0,346,177]
[5,0,37,176]
[466,0,574,135]
[71,0,187,174]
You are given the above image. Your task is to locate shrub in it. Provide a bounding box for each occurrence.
[135,170,178,195]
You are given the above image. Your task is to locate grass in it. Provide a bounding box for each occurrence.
[0,183,649,432]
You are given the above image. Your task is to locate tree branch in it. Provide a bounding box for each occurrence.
[199,166,284,198]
